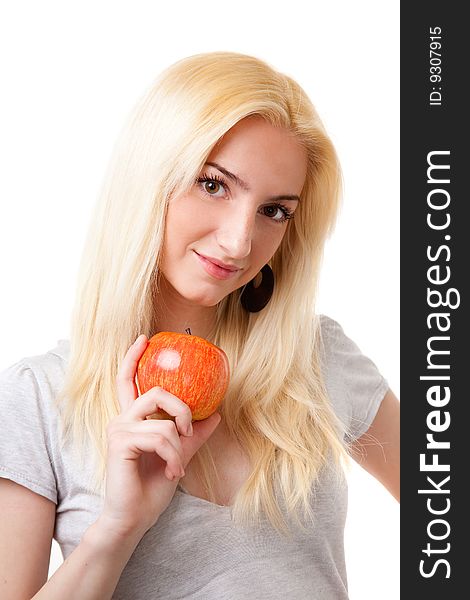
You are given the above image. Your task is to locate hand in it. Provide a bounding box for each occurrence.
[100,334,221,539]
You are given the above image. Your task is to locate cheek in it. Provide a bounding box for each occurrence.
[164,195,210,248]
[246,227,285,279]
[255,225,286,258]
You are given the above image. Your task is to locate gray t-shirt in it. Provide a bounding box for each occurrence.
[0,315,389,599]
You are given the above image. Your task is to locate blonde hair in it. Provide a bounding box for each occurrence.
[57,51,348,536]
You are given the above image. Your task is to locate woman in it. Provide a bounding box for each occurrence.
[0,52,399,599]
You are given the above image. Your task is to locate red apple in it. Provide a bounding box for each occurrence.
[136,331,230,421]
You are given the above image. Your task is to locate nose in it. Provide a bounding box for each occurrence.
[215,207,255,260]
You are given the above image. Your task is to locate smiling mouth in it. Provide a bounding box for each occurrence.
[194,251,242,280]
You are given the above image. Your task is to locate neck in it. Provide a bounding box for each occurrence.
[154,277,218,340]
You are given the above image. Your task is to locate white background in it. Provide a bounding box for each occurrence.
[0,1,399,598]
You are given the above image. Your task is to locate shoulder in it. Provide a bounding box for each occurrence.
[317,314,359,369]
[0,340,70,503]
[0,339,70,438]
[318,314,344,348]
[0,339,69,393]
[318,313,363,347]
[317,314,389,441]
[317,314,381,375]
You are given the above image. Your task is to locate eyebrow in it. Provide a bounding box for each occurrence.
[205,161,301,203]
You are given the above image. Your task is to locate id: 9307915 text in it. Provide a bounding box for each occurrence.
[429,26,442,107]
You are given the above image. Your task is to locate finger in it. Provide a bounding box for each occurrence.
[181,412,222,464]
[122,432,186,480]
[128,387,193,435]
[116,334,148,412]
[127,419,184,462]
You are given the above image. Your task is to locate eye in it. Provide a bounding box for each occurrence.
[261,204,295,224]
[196,174,227,198]
[204,180,223,195]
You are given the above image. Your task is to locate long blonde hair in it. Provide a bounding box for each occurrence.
[57,51,348,535]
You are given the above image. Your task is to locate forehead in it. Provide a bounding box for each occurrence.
[207,117,308,194]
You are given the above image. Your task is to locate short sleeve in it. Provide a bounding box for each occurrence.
[0,360,58,503]
[320,315,390,442]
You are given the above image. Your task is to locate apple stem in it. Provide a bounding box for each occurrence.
[185,328,192,335]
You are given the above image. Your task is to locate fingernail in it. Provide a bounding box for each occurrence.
[133,334,143,346]
[186,422,193,437]
[180,468,185,478]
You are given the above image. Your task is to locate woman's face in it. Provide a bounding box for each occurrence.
[160,116,308,308]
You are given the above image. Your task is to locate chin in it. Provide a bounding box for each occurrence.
[180,287,226,307]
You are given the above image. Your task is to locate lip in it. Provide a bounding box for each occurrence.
[194,251,241,280]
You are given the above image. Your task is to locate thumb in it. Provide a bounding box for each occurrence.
[181,412,222,464]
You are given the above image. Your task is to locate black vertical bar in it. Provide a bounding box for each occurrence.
[401,3,468,596]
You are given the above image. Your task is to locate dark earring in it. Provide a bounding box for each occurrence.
[240,264,274,313]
